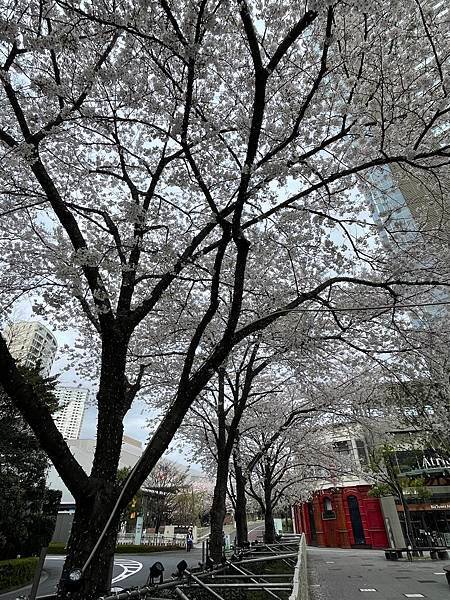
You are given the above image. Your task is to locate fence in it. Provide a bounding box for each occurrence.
[116,533,185,547]
[33,534,310,600]
[95,534,310,600]
[288,534,309,600]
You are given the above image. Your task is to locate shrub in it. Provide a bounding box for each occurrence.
[47,543,66,555]
[0,557,38,592]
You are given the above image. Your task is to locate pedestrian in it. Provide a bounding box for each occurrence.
[186,531,193,552]
[406,544,413,562]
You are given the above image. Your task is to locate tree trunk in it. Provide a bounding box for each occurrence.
[264,501,276,544]
[58,339,128,599]
[209,458,229,562]
[233,450,248,546]
[386,454,416,549]
[263,475,276,544]
[58,492,119,600]
[399,487,415,549]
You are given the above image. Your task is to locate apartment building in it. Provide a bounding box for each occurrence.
[53,386,88,439]
[4,320,58,378]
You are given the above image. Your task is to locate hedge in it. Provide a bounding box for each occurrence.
[48,542,183,555]
[0,557,38,592]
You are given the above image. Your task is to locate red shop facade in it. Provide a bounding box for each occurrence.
[292,484,388,549]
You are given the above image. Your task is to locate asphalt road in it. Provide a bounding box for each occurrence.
[247,522,265,542]
[0,548,203,600]
[308,546,449,600]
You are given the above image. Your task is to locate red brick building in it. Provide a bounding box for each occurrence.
[292,484,388,549]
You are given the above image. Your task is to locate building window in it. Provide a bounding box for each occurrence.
[356,439,368,465]
[334,440,351,455]
[322,497,336,520]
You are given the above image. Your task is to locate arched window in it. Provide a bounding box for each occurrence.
[347,495,366,545]
[322,496,336,520]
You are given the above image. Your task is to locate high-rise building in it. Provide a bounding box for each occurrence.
[367,163,450,325]
[368,164,450,250]
[4,320,58,378]
[53,386,88,439]
[390,164,450,239]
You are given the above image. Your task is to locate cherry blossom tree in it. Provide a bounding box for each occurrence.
[183,310,377,557]
[182,338,291,560]
[0,0,449,597]
[241,400,347,543]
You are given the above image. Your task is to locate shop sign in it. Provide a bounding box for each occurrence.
[422,454,450,469]
[429,503,450,510]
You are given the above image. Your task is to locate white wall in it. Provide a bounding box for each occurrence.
[47,436,143,503]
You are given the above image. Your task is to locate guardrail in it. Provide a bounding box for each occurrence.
[116,533,185,547]
[32,535,310,600]
[288,533,309,600]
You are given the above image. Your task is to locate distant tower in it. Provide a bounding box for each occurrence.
[53,387,88,439]
[367,164,450,250]
[4,321,58,378]
[367,165,450,326]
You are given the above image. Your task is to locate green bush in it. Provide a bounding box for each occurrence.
[0,557,38,592]
[48,542,183,555]
[47,543,66,555]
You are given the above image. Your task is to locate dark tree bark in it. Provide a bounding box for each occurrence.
[207,346,265,561]
[209,460,229,562]
[208,369,228,563]
[58,337,129,599]
[233,442,248,547]
[263,501,276,544]
[263,468,276,544]
[58,494,119,599]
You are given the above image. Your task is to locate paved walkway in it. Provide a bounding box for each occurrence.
[308,547,449,600]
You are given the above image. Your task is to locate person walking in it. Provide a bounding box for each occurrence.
[186,530,193,552]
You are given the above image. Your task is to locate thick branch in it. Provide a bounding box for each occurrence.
[0,334,90,499]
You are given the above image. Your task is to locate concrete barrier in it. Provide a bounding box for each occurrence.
[288,533,309,600]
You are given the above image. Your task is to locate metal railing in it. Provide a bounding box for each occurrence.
[95,533,309,600]
[116,533,185,547]
[289,534,309,600]
[26,534,309,600]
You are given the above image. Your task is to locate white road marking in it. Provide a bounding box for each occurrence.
[325,561,335,564]
[112,558,143,583]
[248,523,264,533]
[433,572,445,575]
[360,589,377,592]
[404,595,425,598]
[45,556,143,584]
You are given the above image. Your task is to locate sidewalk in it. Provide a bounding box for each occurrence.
[308,547,448,600]
[196,520,263,541]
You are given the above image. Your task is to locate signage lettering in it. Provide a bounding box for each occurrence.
[422,454,450,469]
